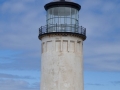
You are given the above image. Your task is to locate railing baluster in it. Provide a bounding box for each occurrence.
[56,23,57,32]
[85,28,86,36]
[39,28,40,34]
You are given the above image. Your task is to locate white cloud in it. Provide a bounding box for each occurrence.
[0,0,45,50]
[1,1,26,13]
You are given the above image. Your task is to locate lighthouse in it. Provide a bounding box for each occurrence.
[38,0,86,90]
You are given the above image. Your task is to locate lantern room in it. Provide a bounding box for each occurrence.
[38,0,86,40]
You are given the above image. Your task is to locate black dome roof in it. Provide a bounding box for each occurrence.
[44,0,81,11]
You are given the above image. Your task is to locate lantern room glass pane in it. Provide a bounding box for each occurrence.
[46,7,79,32]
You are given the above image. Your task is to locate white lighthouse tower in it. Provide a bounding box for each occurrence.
[38,0,86,90]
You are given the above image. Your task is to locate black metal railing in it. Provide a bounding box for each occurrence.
[39,24,86,36]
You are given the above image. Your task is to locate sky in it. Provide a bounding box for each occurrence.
[0,0,120,90]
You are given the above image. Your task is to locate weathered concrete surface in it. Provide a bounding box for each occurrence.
[40,35,84,90]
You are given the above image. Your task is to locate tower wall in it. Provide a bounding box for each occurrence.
[40,35,84,90]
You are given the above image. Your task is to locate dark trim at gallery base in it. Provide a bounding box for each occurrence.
[38,32,86,41]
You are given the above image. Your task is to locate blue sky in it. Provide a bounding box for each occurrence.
[0,0,120,90]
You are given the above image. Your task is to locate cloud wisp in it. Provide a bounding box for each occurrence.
[0,79,40,90]
[0,73,34,79]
